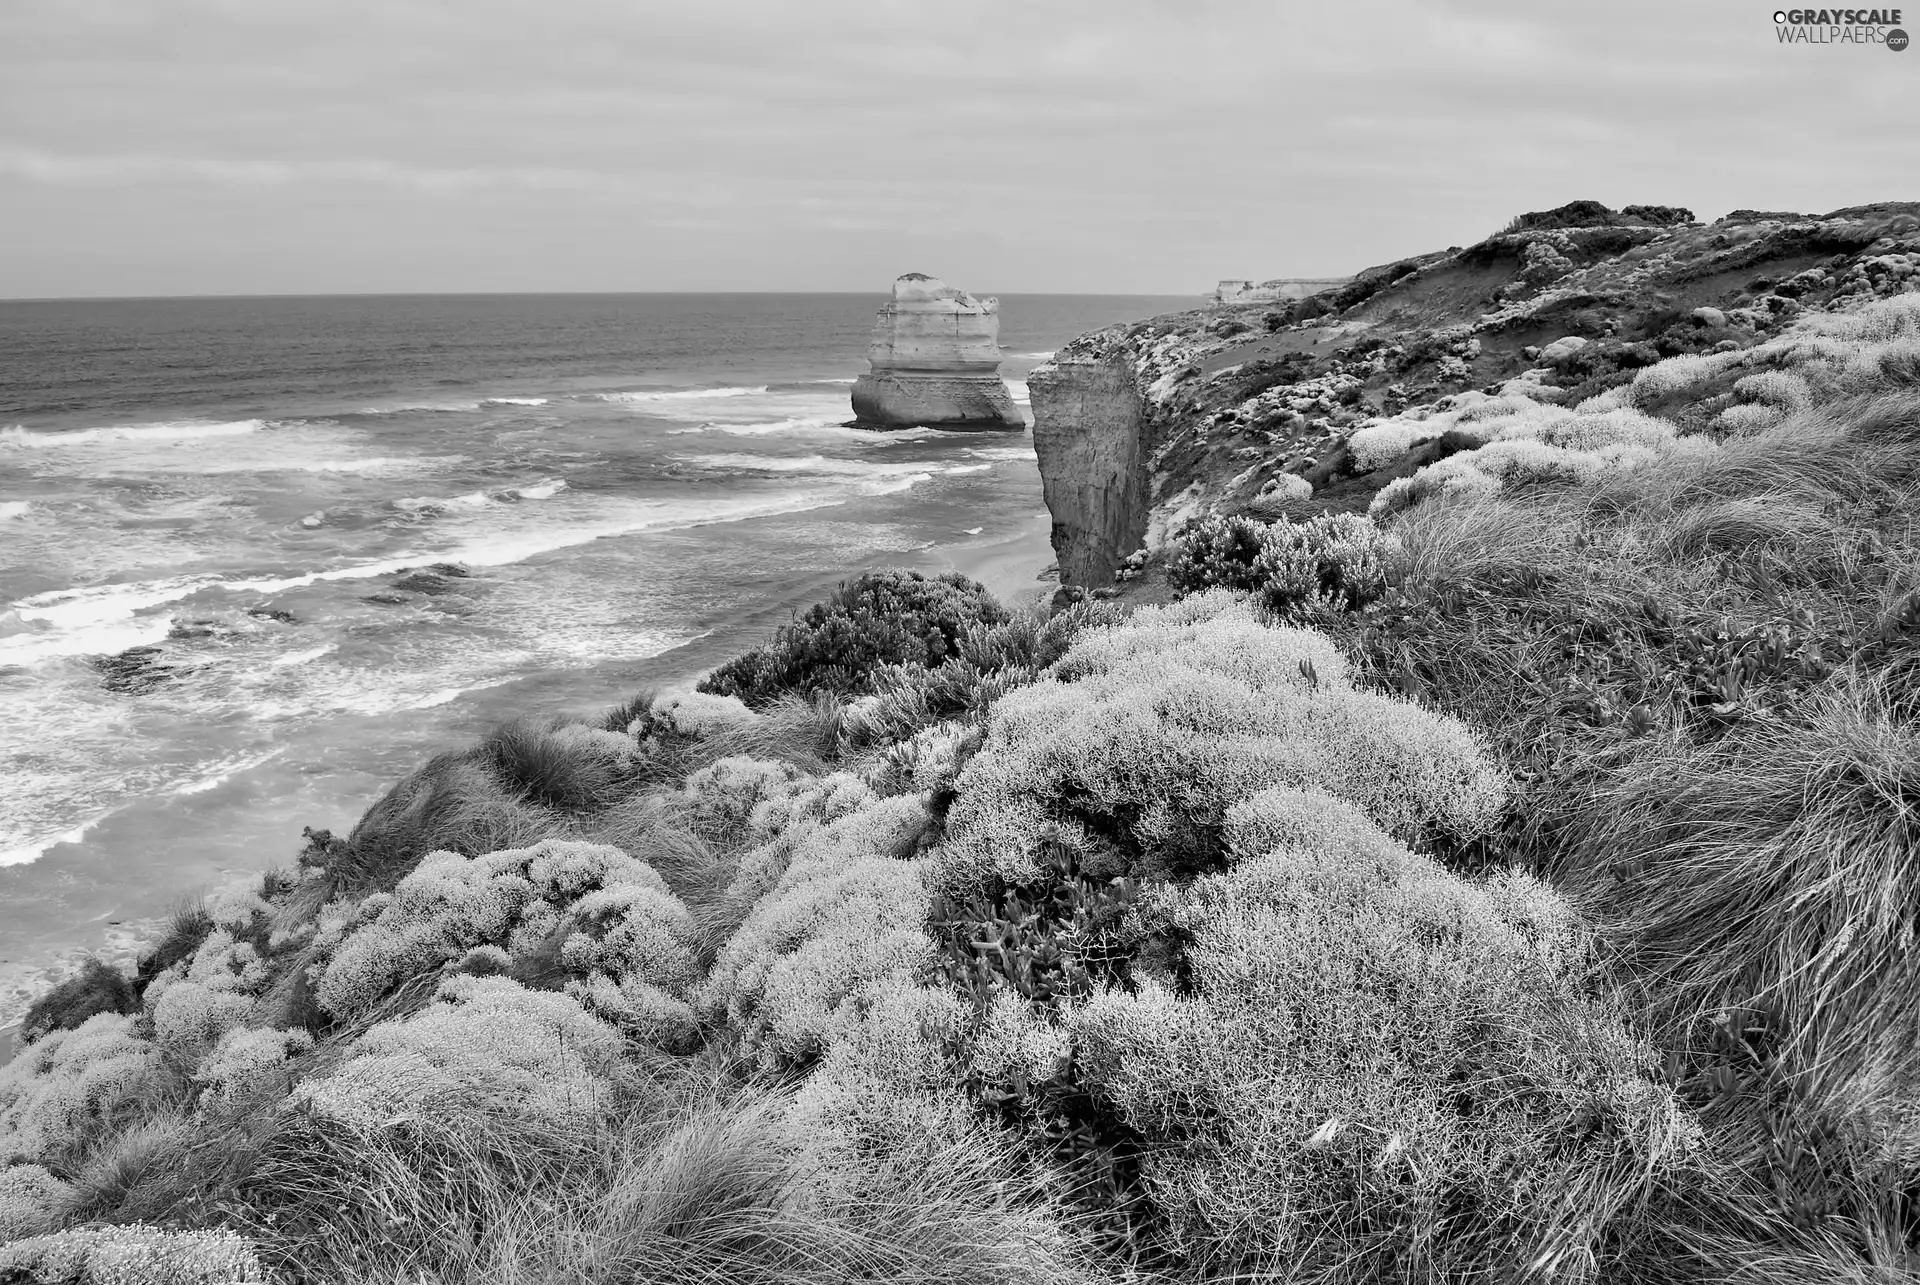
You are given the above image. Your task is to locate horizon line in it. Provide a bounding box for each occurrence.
[0,287,1209,305]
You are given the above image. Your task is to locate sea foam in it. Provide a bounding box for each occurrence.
[0,419,265,448]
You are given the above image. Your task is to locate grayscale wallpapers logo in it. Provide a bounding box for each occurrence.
[1772,8,1909,46]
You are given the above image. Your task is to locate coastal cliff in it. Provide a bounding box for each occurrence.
[1026,335,1150,586]
[1032,200,1920,585]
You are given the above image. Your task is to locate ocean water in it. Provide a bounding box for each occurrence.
[0,291,1187,1027]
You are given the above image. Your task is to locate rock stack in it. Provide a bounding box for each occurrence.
[849,274,1025,432]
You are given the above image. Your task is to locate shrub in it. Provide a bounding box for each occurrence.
[314,839,700,1048]
[698,571,1012,709]
[1735,369,1815,412]
[1062,809,1699,1277]
[294,974,624,1132]
[0,1224,267,1283]
[1168,513,1394,622]
[700,794,936,1068]
[937,594,1507,897]
[20,959,137,1044]
[0,1163,69,1241]
[647,689,759,737]
[0,1014,166,1170]
[1713,402,1785,434]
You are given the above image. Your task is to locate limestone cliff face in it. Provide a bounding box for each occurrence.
[850,274,1024,431]
[1028,334,1152,587]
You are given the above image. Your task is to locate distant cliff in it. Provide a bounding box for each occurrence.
[1031,200,1920,586]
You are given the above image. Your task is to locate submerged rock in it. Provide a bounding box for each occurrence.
[849,274,1024,432]
[93,645,175,694]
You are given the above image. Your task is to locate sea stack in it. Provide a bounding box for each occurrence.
[849,274,1025,431]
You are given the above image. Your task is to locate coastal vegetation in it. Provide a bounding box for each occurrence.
[5,242,1920,1283]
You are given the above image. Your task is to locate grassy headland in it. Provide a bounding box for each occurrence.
[2,204,1918,1283]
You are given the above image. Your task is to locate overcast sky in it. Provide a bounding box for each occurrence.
[2,0,1915,298]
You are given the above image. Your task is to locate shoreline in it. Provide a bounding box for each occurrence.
[0,496,1058,1064]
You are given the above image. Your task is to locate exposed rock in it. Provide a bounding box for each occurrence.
[1692,306,1729,328]
[93,645,175,694]
[1208,278,1351,306]
[246,606,296,624]
[1024,200,1920,587]
[849,274,1024,432]
[1029,336,1153,587]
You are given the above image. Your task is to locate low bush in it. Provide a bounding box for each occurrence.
[20,959,136,1044]
[1167,514,1393,622]
[698,571,1011,708]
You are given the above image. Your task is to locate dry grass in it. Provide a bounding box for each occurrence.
[333,752,563,896]
[1555,677,1920,1158]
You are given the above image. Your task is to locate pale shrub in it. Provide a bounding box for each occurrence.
[865,721,979,797]
[193,1026,314,1104]
[1348,420,1427,471]
[702,794,936,1068]
[1629,350,1742,405]
[0,1014,161,1167]
[314,839,700,1044]
[183,928,271,994]
[1265,470,1312,501]
[1526,406,1676,452]
[970,989,1073,1088]
[1734,369,1814,411]
[790,982,982,1165]
[293,974,621,1132]
[0,1163,70,1241]
[745,770,877,842]
[938,604,1506,893]
[203,880,273,932]
[1714,402,1785,434]
[151,981,254,1061]
[650,689,758,736]
[1222,786,1402,865]
[1368,461,1500,519]
[681,755,805,841]
[0,1223,266,1283]
[1067,817,1700,1268]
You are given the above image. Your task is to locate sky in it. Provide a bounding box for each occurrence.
[2,0,1916,298]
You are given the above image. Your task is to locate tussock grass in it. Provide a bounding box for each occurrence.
[476,717,639,811]
[1556,678,1920,1156]
[334,752,561,895]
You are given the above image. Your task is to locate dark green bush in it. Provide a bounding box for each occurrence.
[1168,513,1391,622]
[21,958,138,1043]
[698,571,1011,709]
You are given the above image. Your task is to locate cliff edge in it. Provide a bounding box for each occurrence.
[1032,200,1920,586]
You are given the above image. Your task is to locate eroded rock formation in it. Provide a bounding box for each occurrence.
[850,274,1024,431]
[1029,335,1153,587]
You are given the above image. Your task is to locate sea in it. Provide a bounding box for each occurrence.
[0,291,1188,1031]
